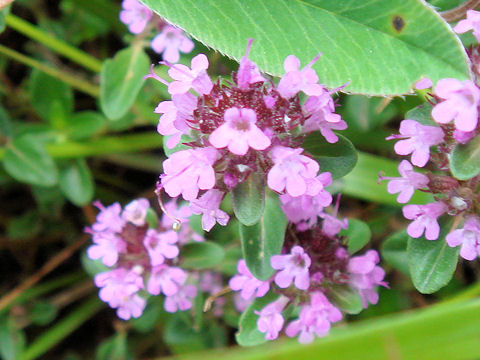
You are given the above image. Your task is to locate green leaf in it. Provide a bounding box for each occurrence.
[4,135,58,186]
[235,292,279,347]
[58,159,94,206]
[0,316,25,360]
[0,6,11,34]
[145,208,159,229]
[340,219,371,254]
[29,69,73,122]
[330,285,364,315]
[30,302,57,326]
[141,0,469,95]
[407,225,459,294]
[232,172,265,226]
[405,103,436,126]
[80,251,109,277]
[239,193,287,280]
[64,111,106,140]
[449,134,480,180]
[181,241,225,269]
[0,106,14,138]
[381,230,410,275]
[340,95,398,131]
[302,132,357,179]
[100,45,150,120]
[96,334,132,360]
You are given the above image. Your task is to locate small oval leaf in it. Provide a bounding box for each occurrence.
[58,158,94,206]
[340,219,371,254]
[232,172,265,226]
[449,134,480,180]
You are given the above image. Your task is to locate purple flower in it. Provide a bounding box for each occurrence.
[151,25,194,63]
[167,54,213,95]
[453,129,477,144]
[119,0,153,35]
[285,292,342,344]
[164,284,197,313]
[189,189,229,231]
[267,146,321,197]
[209,107,271,155]
[147,265,187,296]
[414,77,433,90]
[87,232,126,267]
[320,213,348,238]
[446,215,480,260]
[386,120,444,167]
[143,229,179,266]
[432,79,480,132]
[229,260,270,300]
[277,54,324,99]
[348,250,388,308]
[271,246,311,290]
[303,92,341,124]
[236,39,266,89]
[233,293,252,312]
[255,296,289,340]
[402,202,447,240]
[92,201,125,233]
[161,147,219,201]
[122,198,150,226]
[380,160,429,203]
[454,10,480,42]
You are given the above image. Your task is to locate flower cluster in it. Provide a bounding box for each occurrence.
[120,0,193,62]
[85,199,204,319]
[229,210,387,343]
[383,75,480,259]
[148,39,346,232]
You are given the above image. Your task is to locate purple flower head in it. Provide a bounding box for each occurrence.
[122,198,150,226]
[160,200,204,244]
[285,292,342,344]
[255,296,289,340]
[271,246,311,290]
[164,284,197,313]
[233,293,252,312]
[119,0,153,34]
[446,215,480,260]
[386,120,444,167]
[402,202,447,240]
[95,268,146,320]
[143,229,179,267]
[151,25,194,63]
[453,129,477,144]
[236,39,266,89]
[432,79,480,132]
[348,250,388,308]
[278,54,324,99]
[267,146,321,197]
[454,10,480,42]
[189,189,229,231]
[414,77,433,90]
[209,107,271,155]
[229,259,270,300]
[320,212,348,238]
[147,265,187,296]
[161,147,219,201]
[87,231,126,267]
[379,160,429,204]
[92,201,125,233]
[167,54,213,95]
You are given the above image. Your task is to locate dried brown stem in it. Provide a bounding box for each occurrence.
[441,0,480,22]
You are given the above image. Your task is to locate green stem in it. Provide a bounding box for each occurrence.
[5,14,102,73]
[0,45,99,97]
[19,297,103,360]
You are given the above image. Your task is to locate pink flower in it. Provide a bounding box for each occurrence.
[432,79,480,132]
[143,229,179,266]
[147,265,187,296]
[122,198,150,226]
[161,147,219,201]
[119,0,153,34]
[255,296,289,340]
[386,120,444,167]
[92,201,125,233]
[267,146,321,197]
[454,10,480,42]
[285,292,342,343]
[414,77,433,90]
[453,129,477,144]
[380,160,429,203]
[167,54,213,95]
[446,215,480,260]
[87,232,126,267]
[151,25,194,63]
[348,250,388,308]
[278,55,324,99]
[209,107,271,155]
[402,202,447,240]
[271,246,311,290]
[189,189,229,231]
[229,260,270,300]
[164,284,197,312]
[236,39,266,89]
[320,213,348,237]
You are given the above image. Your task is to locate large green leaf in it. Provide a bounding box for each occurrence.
[100,45,149,120]
[232,172,265,226]
[141,0,469,95]
[239,193,287,280]
[449,134,480,181]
